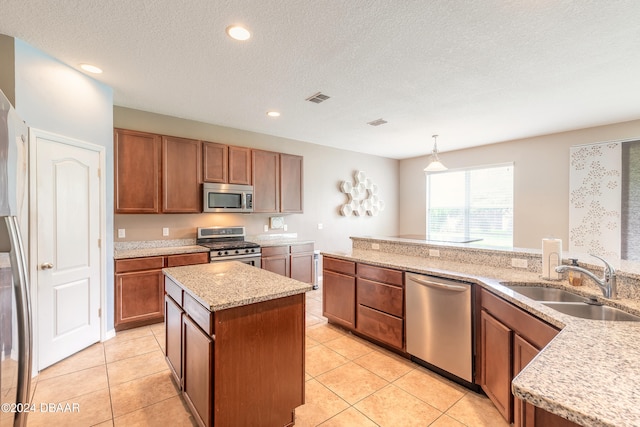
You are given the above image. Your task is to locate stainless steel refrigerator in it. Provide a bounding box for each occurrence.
[0,89,32,427]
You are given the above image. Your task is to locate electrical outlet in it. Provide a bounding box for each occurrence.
[429,249,440,257]
[162,227,169,237]
[511,258,528,269]
[317,223,323,230]
[371,243,380,250]
[118,229,125,238]
[263,225,269,232]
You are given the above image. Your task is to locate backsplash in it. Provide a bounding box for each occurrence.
[350,236,640,300]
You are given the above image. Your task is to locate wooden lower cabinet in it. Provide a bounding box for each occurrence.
[479,288,578,427]
[323,257,404,350]
[355,272,404,350]
[165,276,304,427]
[262,243,314,284]
[115,269,164,330]
[182,314,214,427]
[165,294,183,384]
[262,245,289,277]
[480,310,513,421]
[322,270,356,328]
[115,252,209,331]
[514,334,538,427]
[290,243,314,284]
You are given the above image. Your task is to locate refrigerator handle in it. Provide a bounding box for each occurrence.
[3,216,32,427]
[407,274,468,292]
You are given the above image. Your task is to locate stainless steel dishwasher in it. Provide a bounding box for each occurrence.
[406,273,473,384]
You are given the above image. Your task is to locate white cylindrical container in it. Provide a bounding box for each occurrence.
[542,238,562,280]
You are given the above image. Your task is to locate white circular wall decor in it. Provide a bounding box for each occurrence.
[339,171,385,216]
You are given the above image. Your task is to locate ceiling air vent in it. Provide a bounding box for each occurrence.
[367,118,388,126]
[306,92,330,104]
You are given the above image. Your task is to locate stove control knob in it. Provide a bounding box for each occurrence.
[224,251,229,255]
[235,250,240,254]
[217,251,223,256]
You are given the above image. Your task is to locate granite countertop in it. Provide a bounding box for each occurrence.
[322,248,640,427]
[114,244,209,260]
[163,262,312,311]
[248,233,314,247]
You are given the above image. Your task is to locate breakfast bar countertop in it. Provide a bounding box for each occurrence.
[163,261,312,311]
[322,248,640,427]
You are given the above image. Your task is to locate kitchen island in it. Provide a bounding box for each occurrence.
[162,262,312,427]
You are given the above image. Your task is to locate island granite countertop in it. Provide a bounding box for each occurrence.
[163,262,312,312]
[322,248,640,427]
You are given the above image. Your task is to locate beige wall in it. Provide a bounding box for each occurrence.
[113,107,399,253]
[399,119,640,250]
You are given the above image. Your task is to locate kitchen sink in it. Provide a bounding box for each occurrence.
[506,285,587,302]
[541,302,640,322]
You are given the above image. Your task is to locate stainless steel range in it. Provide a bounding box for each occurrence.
[196,226,261,267]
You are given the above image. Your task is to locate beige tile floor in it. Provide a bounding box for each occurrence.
[25,283,508,426]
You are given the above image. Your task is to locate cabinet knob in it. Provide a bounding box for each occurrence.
[41,262,54,270]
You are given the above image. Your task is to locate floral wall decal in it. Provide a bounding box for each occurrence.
[569,142,621,257]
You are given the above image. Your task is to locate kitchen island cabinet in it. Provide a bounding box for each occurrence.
[163,262,311,427]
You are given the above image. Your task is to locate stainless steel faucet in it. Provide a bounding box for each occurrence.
[555,255,617,299]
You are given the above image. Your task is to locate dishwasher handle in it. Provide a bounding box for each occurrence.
[407,274,468,292]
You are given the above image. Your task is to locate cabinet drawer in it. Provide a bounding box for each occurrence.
[357,305,403,349]
[115,256,164,273]
[166,252,209,267]
[480,288,559,349]
[184,292,214,336]
[324,257,356,276]
[290,243,314,254]
[165,276,183,306]
[357,264,403,287]
[357,278,403,317]
[261,245,289,257]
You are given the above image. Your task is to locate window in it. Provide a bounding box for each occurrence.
[426,163,514,247]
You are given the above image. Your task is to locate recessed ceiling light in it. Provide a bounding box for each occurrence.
[79,63,103,74]
[226,25,251,41]
[267,111,281,117]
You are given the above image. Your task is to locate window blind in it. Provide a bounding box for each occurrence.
[426,164,513,247]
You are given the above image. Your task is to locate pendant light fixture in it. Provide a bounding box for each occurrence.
[424,134,448,172]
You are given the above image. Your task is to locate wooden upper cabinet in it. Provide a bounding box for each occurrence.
[202,142,228,183]
[114,129,162,213]
[252,149,280,213]
[162,136,202,213]
[228,146,251,185]
[280,153,303,213]
[253,150,304,213]
[203,143,251,185]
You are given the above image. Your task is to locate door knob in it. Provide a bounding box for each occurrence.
[41,262,54,270]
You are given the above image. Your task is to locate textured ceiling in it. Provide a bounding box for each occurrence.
[1,1,640,159]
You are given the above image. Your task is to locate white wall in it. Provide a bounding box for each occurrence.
[10,37,115,328]
[113,107,399,254]
[399,119,640,250]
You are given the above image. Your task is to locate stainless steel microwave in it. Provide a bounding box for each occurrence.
[203,183,253,213]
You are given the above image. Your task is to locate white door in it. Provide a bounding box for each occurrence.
[33,131,102,369]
